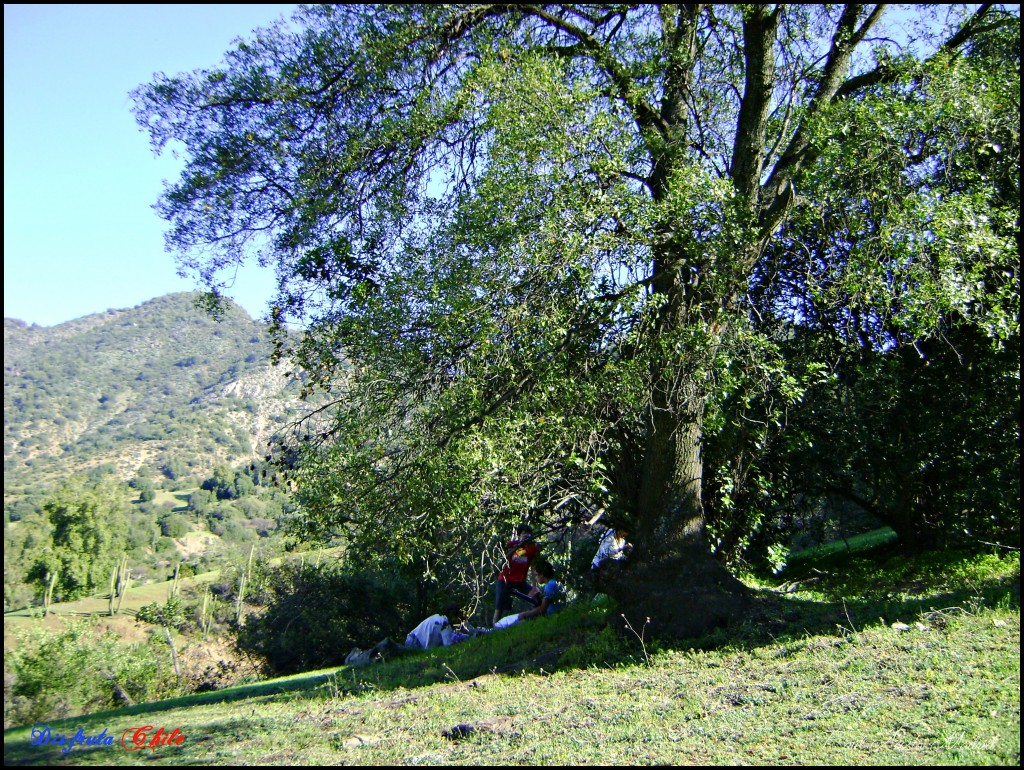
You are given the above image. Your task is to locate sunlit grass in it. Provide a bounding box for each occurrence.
[4,546,1018,766]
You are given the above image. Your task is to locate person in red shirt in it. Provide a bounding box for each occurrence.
[492,523,541,626]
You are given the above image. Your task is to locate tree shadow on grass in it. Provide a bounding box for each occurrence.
[3,714,310,767]
[347,547,1020,693]
[704,549,1020,654]
[5,548,1017,765]
[2,673,341,766]
[742,576,1017,647]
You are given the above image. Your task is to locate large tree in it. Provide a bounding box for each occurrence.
[27,478,129,602]
[134,4,1018,638]
[703,10,1020,561]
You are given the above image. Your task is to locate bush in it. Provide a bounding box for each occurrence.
[220,520,256,543]
[136,595,191,631]
[158,513,191,538]
[235,560,433,676]
[4,620,182,727]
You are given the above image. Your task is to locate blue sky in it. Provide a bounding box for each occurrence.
[7,5,1015,328]
[4,4,300,327]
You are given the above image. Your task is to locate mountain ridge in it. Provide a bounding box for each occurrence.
[4,292,305,509]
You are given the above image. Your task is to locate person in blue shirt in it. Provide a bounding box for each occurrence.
[493,560,563,629]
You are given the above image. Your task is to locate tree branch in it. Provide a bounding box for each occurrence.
[730,5,783,210]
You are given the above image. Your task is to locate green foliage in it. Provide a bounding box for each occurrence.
[132,4,1019,609]
[200,463,263,501]
[235,560,436,676]
[4,619,182,726]
[26,478,129,602]
[751,324,1020,552]
[136,595,190,631]
[704,16,1020,559]
[157,512,191,538]
[129,474,157,503]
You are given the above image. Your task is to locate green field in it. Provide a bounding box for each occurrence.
[4,547,1018,766]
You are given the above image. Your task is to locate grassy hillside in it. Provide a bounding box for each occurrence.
[3,545,345,635]
[4,547,1018,766]
[3,292,315,612]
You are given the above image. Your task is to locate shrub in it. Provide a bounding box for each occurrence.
[234,560,433,676]
[158,513,191,538]
[136,595,191,631]
[4,620,182,727]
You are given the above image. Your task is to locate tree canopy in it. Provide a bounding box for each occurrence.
[134,4,1019,638]
[27,478,129,602]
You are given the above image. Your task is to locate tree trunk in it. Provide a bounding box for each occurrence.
[602,330,750,642]
[636,380,706,560]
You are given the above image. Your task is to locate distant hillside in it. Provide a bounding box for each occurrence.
[3,292,305,508]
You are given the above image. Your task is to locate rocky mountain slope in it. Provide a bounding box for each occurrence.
[4,292,307,509]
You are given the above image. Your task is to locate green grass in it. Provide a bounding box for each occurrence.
[149,489,195,512]
[785,527,900,568]
[3,546,346,623]
[3,571,223,623]
[4,547,1019,766]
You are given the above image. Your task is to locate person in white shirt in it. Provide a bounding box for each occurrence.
[404,604,470,649]
[591,526,633,571]
[345,604,475,666]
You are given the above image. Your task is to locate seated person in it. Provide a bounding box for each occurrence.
[494,561,563,629]
[590,524,633,571]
